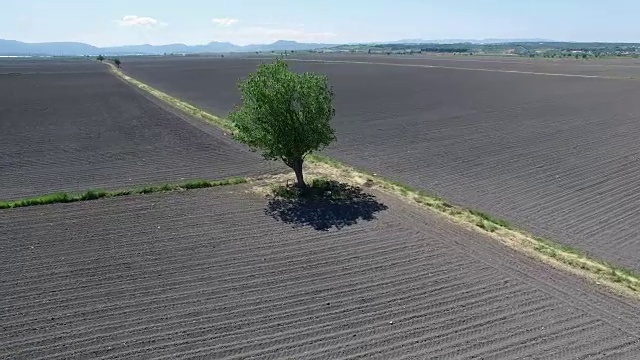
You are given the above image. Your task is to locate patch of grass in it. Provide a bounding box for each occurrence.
[138,186,156,195]
[181,179,212,190]
[307,153,343,167]
[440,201,453,209]
[468,209,512,229]
[595,259,640,283]
[0,192,70,208]
[271,178,350,201]
[79,189,108,201]
[533,236,584,256]
[0,177,249,209]
[611,269,624,283]
[272,184,301,199]
[476,220,499,233]
[532,240,640,291]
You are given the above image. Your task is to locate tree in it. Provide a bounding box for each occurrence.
[113,58,121,68]
[96,55,105,62]
[229,59,336,189]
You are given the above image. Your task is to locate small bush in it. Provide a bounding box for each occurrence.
[183,180,210,189]
[160,184,174,192]
[139,186,157,194]
[79,190,107,201]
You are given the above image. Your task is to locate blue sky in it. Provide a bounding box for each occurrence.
[2,0,640,46]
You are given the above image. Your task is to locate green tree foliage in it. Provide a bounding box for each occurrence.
[114,58,121,68]
[229,59,336,188]
[96,55,105,62]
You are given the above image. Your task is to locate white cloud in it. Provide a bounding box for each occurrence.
[212,18,239,27]
[118,15,165,28]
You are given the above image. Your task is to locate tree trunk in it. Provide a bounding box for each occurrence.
[291,158,306,189]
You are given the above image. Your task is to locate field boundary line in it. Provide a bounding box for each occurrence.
[302,158,640,300]
[0,177,248,209]
[106,63,236,133]
[105,61,640,300]
[285,58,635,80]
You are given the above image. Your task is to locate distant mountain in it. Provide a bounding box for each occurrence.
[0,38,569,56]
[242,40,337,52]
[384,38,555,45]
[0,39,98,56]
[101,41,241,55]
[0,39,337,56]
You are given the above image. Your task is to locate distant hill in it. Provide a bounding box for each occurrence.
[0,39,98,56]
[0,39,338,56]
[383,38,555,45]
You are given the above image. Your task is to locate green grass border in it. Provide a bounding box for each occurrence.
[106,61,640,298]
[107,63,236,133]
[0,177,247,209]
[306,156,640,295]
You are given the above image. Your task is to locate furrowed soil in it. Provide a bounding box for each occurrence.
[282,53,640,78]
[0,59,282,200]
[1,185,639,359]
[122,56,640,272]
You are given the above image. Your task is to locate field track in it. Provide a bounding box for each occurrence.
[0,59,281,200]
[2,186,640,358]
[122,56,640,272]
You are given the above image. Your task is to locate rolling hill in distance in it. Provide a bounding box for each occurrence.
[1,38,564,56]
[0,39,338,56]
[4,38,640,57]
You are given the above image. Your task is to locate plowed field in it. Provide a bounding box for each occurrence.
[2,186,639,359]
[122,56,640,272]
[284,53,640,78]
[0,59,281,200]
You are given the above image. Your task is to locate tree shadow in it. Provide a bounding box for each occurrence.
[265,179,388,231]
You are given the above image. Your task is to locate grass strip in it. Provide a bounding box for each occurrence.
[305,157,640,297]
[0,177,247,209]
[107,63,236,133]
[108,62,640,298]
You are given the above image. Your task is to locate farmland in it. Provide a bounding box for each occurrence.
[2,185,640,358]
[122,55,640,272]
[295,53,640,78]
[0,59,281,200]
[3,54,640,358]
